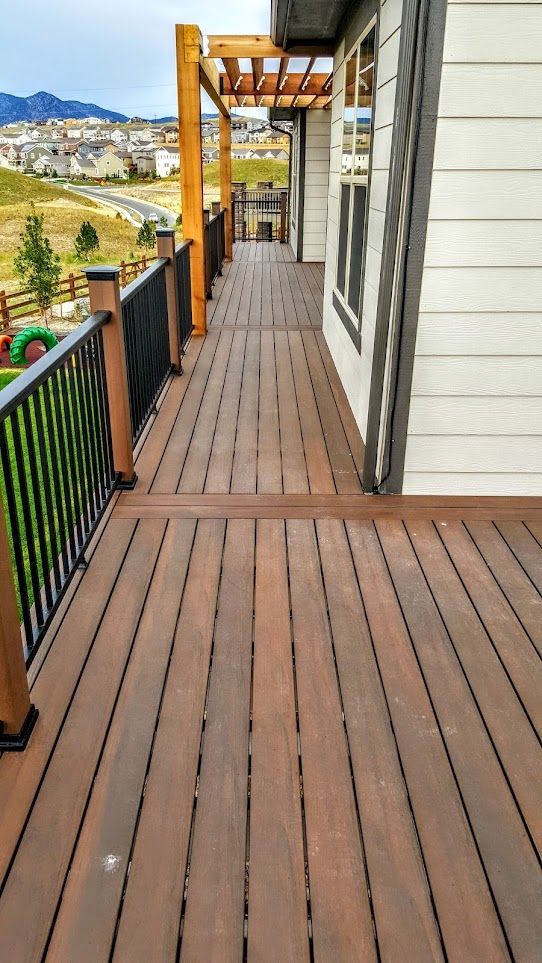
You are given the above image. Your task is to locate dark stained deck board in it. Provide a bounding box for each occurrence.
[247,519,309,961]
[0,243,540,963]
[377,520,542,960]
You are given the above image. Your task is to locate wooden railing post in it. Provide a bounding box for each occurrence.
[85,267,136,488]
[0,490,38,750]
[0,290,10,329]
[280,191,287,243]
[156,229,182,374]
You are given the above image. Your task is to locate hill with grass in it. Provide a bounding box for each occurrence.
[0,168,147,291]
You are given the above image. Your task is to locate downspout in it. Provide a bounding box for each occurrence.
[361,0,430,493]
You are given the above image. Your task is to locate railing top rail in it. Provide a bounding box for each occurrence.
[120,257,168,307]
[0,310,111,421]
[175,239,192,256]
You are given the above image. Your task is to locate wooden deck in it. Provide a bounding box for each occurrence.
[0,243,541,962]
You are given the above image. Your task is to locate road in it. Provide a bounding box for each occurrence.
[65,184,177,227]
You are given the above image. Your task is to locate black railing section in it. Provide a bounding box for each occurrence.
[175,240,193,350]
[121,258,171,446]
[0,311,115,664]
[232,189,288,242]
[204,208,226,299]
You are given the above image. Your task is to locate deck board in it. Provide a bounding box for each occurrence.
[0,242,541,962]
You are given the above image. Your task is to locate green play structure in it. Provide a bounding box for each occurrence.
[9,327,59,366]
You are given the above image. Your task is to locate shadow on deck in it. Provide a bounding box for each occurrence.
[0,242,541,962]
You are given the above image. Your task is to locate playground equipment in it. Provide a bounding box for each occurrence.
[9,327,59,366]
[0,334,13,353]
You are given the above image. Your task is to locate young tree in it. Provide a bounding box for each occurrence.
[136,219,156,252]
[74,221,100,260]
[14,205,61,326]
[159,215,168,228]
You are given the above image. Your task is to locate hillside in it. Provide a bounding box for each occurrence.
[0,91,128,125]
[0,168,147,291]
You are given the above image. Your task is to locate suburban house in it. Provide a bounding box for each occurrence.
[92,149,126,178]
[265,0,542,497]
[155,144,180,177]
[0,4,540,962]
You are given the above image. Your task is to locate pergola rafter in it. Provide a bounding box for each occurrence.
[206,35,333,109]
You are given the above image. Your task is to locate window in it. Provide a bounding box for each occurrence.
[336,23,376,331]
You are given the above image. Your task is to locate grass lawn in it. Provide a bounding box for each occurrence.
[108,158,290,213]
[0,168,152,293]
[0,360,109,629]
[0,368,24,390]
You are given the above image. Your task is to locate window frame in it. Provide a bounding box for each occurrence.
[334,15,378,349]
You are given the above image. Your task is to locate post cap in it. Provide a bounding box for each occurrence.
[85,266,121,281]
[156,228,175,237]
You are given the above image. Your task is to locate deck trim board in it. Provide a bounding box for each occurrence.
[113,492,542,520]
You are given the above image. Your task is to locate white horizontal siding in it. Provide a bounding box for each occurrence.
[408,397,542,435]
[301,109,330,261]
[443,4,542,62]
[403,0,542,495]
[414,314,542,355]
[424,221,542,266]
[403,473,542,496]
[428,171,542,219]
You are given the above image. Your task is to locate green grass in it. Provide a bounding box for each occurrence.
[0,362,108,626]
[202,158,289,190]
[0,168,152,292]
[0,368,24,389]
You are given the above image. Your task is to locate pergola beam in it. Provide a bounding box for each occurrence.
[208,35,333,58]
[200,57,230,117]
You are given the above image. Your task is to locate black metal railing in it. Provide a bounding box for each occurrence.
[121,258,171,446]
[204,208,226,298]
[0,311,115,664]
[232,189,288,242]
[175,240,193,350]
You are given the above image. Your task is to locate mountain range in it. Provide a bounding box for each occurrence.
[0,91,178,126]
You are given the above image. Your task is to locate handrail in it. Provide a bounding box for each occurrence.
[120,257,168,307]
[0,310,111,420]
[175,238,193,255]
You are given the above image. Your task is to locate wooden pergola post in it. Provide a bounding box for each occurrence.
[0,492,38,750]
[176,24,206,336]
[219,109,233,260]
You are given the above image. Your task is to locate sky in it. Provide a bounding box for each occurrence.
[1,0,270,118]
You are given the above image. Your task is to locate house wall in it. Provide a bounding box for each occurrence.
[323,0,403,440]
[402,1,542,495]
[301,110,331,261]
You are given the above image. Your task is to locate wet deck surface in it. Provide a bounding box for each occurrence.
[0,244,541,962]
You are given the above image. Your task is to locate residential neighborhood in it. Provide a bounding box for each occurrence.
[0,115,290,180]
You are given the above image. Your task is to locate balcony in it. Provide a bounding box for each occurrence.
[0,236,541,961]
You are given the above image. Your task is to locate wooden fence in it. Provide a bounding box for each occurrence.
[0,256,157,330]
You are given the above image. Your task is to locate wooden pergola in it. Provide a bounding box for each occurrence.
[175,26,333,336]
